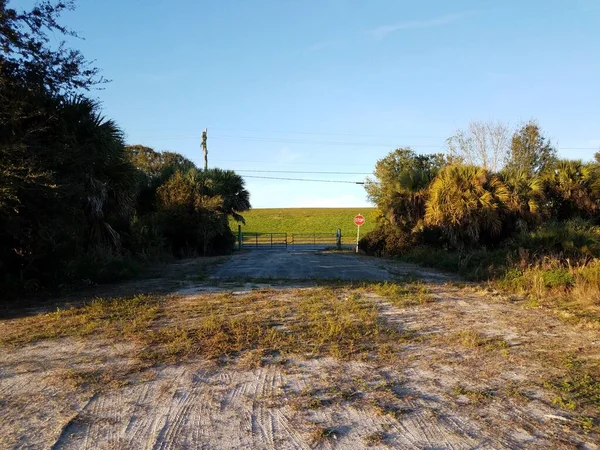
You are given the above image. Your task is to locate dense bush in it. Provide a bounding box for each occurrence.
[363,124,600,315]
[513,220,600,259]
[0,1,249,300]
[359,223,413,257]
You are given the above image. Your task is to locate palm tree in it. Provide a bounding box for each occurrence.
[197,168,251,223]
[52,96,137,250]
[366,148,445,233]
[500,168,546,230]
[425,165,510,249]
[543,160,598,220]
[156,169,225,256]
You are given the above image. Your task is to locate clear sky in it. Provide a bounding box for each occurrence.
[19,0,600,208]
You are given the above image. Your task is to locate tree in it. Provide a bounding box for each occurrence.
[500,168,546,231]
[156,170,226,256]
[424,165,510,249]
[126,145,196,216]
[543,160,599,221]
[126,145,195,178]
[1,0,105,220]
[197,168,251,223]
[447,121,511,172]
[0,0,103,95]
[507,121,556,175]
[366,148,446,232]
[0,95,136,286]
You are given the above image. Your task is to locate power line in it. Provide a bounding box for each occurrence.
[126,128,446,140]
[235,169,371,175]
[210,135,443,148]
[242,175,365,185]
[212,159,370,167]
[209,128,445,139]
[128,132,600,151]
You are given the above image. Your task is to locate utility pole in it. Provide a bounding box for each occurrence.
[201,128,208,170]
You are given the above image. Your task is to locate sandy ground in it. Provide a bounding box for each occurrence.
[1,254,599,449]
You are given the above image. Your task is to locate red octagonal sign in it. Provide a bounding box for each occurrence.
[354,214,365,227]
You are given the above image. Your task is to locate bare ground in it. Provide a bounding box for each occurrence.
[1,256,599,449]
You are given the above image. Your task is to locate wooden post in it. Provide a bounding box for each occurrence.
[336,228,341,250]
[238,225,242,251]
[201,128,208,171]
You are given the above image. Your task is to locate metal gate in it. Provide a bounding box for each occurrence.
[238,232,288,249]
[236,231,349,251]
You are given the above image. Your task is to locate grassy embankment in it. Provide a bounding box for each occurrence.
[230,208,378,238]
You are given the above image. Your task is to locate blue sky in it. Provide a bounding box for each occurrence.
[20,0,600,207]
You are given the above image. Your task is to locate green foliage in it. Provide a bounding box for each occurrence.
[547,357,600,423]
[0,95,138,297]
[126,145,197,216]
[157,170,226,256]
[500,167,546,231]
[0,1,251,300]
[515,220,600,258]
[0,0,103,95]
[365,148,446,233]
[400,247,510,281]
[541,269,575,289]
[507,121,557,176]
[359,223,414,257]
[543,160,599,221]
[425,165,511,249]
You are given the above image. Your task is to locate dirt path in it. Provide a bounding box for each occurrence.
[1,258,599,449]
[210,250,394,281]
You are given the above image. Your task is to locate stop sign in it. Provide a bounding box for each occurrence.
[354,214,365,226]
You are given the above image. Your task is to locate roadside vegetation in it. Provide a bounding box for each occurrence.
[361,121,600,322]
[0,2,250,301]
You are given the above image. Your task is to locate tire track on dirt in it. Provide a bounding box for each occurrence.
[49,392,98,450]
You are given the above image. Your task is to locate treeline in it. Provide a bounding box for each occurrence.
[0,2,249,298]
[362,121,600,313]
[363,121,600,256]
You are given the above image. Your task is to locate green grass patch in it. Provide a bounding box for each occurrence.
[366,282,434,307]
[231,208,377,237]
[545,356,600,432]
[448,329,510,353]
[453,385,495,404]
[0,294,161,346]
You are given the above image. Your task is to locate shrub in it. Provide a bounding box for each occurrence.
[424,165,511,249]
[359,224,415,257]
[401,246,509,281]
[541,268,575,289]
[515,220,600,259]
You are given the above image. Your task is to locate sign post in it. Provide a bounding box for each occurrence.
[354,214,365,253]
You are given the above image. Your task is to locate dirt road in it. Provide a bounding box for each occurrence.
[210,250,393,281]
[1,254,598,449]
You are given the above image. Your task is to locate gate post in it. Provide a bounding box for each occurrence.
[238,225,242,251]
